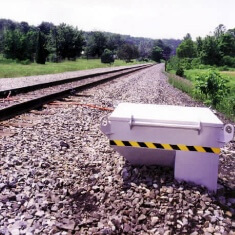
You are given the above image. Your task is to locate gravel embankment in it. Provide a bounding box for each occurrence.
[0,64,234,235]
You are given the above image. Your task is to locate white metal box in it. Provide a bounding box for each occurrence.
[101,103,234,191]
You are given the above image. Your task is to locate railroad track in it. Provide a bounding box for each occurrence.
[0,63,152,121]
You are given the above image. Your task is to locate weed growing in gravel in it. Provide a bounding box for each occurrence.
[166,73,193,95]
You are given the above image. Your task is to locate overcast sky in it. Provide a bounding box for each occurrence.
[0,0,234,40]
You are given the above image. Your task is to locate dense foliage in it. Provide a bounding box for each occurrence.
[168,25,235,70]
[117,43,139,62]
[194,70,229,106]
[36,31,48,64]
[151,46,163,62]
[0,18,181,64]
[176,34,196,59]
[166,24,235,120]
[101,49,114,64]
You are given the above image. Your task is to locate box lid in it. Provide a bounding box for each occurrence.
[109,103,223,128]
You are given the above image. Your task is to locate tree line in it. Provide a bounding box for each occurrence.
[167,24,235,74]
[0,19,181,64]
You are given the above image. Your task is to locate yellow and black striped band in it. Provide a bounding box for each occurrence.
[109,140,220,154]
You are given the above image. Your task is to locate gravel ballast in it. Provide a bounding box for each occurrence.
[0,64,234,235]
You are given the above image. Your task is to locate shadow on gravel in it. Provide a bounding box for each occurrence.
[69,188,98,213]
[121,161,234,219]
[121,161,205,191]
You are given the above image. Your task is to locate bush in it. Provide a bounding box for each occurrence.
[217,96,235,121]
[151,46,163,62]
[222,56,235,67]
[117,44,139,62]
[180,58,192,70]
[101,49,114,64]
[191,58,201,69]
[218,65,229,71]
[166,56,180,71]
[194,70,229,106]
[176,67,184,77]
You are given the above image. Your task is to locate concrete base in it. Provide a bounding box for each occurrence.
[174,151,219,192]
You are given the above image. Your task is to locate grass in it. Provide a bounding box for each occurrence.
[184,69,235,86]
[220,71,235,87]
[167,68,235,121]
[184,69,235,96]
[169,68,235,93]
[166,72,194,95]
[0,56,148,78]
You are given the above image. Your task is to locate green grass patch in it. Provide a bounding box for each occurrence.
[220,71,235,86]
[166,69,235,121]
[184,69,211,82]
[0,56,147,78]
[185,69,235,96]
[166,72,194,95]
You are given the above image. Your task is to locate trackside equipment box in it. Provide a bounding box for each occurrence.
[100,103,234,191]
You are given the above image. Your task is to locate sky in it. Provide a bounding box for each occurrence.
[0,0,234,40]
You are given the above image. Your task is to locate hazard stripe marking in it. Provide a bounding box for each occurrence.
[177,144,189,151]
[138,142,148,148]
[155,143,164,149]
[161,143,173,150]
[203,147,214,153]
[109,140,220,154]
[211,148,221,154]
[129,141,140,147]
[170,145,181,151]
[145,142,156,148]
[113,140,125,146]
[122,141,132,147]
[187,146,197,152]
[194,146,206,153]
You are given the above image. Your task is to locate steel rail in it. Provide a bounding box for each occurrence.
[0,64,153,121]
[0,64,152,98]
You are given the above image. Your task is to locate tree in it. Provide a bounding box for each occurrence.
[3,30,21,59]
[106,34,124,52]
[196,36,203,58]
[176,34,196,58]
[46,26,59,62]
[162,45,172,60]
[153,39,165,49]
[214,24,226,39]
[19,21,30,33]
[218,33,235,57]
[38,22,55,35]
[151,46,163,62]
[138,41,152,60]
[36,31,48,64]
[56,23,84,60]
[117,43,139,62]
[200,36,221,65]
[227,28,235,38]
[3,29,36,61]
[183,33,192,40]
[85,31,107,58]
[101,49,114,64]
[153,40,171,60]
